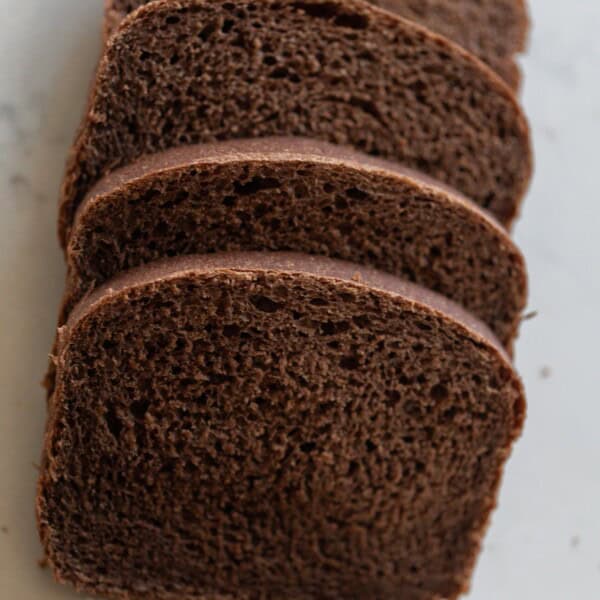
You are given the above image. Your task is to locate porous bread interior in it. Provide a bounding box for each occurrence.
[106,0,528,86]
[40,263,524,600]
[60,0,531,244]
[67,149,526,345]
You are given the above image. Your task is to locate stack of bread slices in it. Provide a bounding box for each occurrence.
[38,1,532,598]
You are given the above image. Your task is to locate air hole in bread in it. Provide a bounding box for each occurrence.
[334,12,368,30]
[345,187,368,200]
[234,176,280,195]
[223,324,241,337]
[269,66,289,79]
[222,18,235,33]
[130,400,150,420]
[198,21,218,41]
[300,441,316,453]
[309,297,328,307]
[251,295,281,313]
[104,408,122,439]
[430,384,449,401]
[340,355,360,370]
[292,1,366,28]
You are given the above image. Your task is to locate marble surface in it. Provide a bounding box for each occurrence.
[0,0,599,597]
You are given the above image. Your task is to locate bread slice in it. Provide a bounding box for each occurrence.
[104,0,529,88]
[65,137,527,347]
[38,252,525,600]
[59,0,532,247]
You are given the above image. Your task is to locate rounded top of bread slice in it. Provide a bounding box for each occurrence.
[66,137,527,347]
[59,0,531,246]
[64,251,508,359]
[105,0,529,88]
[77,136,472,208]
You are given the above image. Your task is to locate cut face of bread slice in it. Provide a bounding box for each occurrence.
[378,0,529,88]
[104,0,529,88]
[66,137,527,347]
[60,0,532,246]
[38,252,525,600]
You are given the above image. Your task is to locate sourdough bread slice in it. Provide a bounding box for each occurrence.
[38,252,525,600]
[65,137,527,347]
[59,0,532,247]
[104,0,528,88]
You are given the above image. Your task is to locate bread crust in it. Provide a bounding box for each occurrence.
[64,138,527,347]
[58,0,532,247]
[104,0,530,88]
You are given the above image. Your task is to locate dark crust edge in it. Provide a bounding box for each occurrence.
[102,0,530,91]
[65,252,509,360]
[76,136,477,220]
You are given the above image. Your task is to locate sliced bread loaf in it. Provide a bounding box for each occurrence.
[65,137,527,347]
[59,0,532,246]
[104,0,528,87]
[38,252,525,600]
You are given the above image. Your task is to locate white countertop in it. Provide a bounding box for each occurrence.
[1,1,598,597]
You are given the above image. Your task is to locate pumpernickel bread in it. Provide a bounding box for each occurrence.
[59,0,532,247]
[104,0,528,87]
[38,252,525,600]
[65,137,527,346]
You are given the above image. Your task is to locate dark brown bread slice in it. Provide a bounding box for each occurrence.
[377,0,529,88]
[65,137,527,347]
[38,252,525,600]
[59,0,532,247]
[104,0,528,88]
